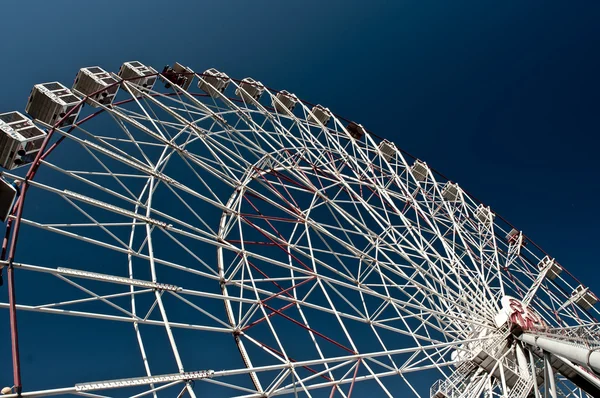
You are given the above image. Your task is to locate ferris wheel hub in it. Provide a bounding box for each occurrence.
[495,296,547,332]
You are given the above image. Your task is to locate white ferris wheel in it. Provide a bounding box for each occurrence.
[0,61,599,398]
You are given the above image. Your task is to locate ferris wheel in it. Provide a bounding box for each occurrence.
[0,61,599,398]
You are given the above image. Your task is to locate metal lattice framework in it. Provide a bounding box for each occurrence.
[0,65,599,398]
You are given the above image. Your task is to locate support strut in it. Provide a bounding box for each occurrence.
[520,333,600,375]
[520,333,600,397]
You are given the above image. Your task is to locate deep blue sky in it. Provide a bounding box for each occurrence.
[0,0,599,396]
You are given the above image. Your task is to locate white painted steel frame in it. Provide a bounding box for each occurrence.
[0,67,597,398]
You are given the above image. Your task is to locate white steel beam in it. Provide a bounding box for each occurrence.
[520,333,600,374]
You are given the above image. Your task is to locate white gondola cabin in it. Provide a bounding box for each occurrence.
[572,285,597,310]
[25,82,81,127]
[273,90,298,114]
[198,68,230,97]
[506,228,519,244]
[474,204,494,226]
[411,160,429,181]
[346,122,365,140]
[441,182,461,202]
[236,77,265,103]
[0,178,18,222]
[118,61,158,91]
[378,140,396,162]
[73,66,119,107]
[308,105,331,126]
[538,256,562,280]
[0,112,47,170]
[160,62,194,90]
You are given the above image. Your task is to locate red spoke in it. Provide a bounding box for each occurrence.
[263,303,355,355]
[242,276,316,331]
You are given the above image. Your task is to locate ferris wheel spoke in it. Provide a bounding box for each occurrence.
[274,302,345,395]
[120,105,189,132]
[291,294,346,392]
[20,173,165,236]
[161,181,218,234]
[386,305,457,376]
[168,86,205,126]
[139,83,209,115]
[144,173,194,379]
[459,219,503,296]
[373,282,462,340]
[119,83,173,142]
[313,215,487,325]
[131,381,188,398]
[283,359,358,397]
[167,83,284,159]
[139,94,191,148]
[262,359,458,398]
[396,175,484,301]
[7,258,258,313]
[479,222,506,298]
[37,155,144,209]
[367,324,403,374]
[0,301,230,332]
[313,229,467,336]
[31,286,151,312]
[134,85,271,165]
[276,123,360,183]
[35,127,167,200]
[63,118,164,171]
[264,271,481,345]
[61,195,131,248]
[55,274,145,318]
[179,148,245,190]
[104,108,161,168]
[251,288,355,358]
[238,279,465,345]
[432,204,502,314]
[304,233,488,332]
[236,206,391,293]
[296,112,348,161]
[101,101,185,151]
[17,215,228,282]
[240,95,308,155]
[193,132,256,175]
[63,171,151,179]
[139,168,214,388]
[243,298,358,364]
[199,88,292,158]
[397,218,487,315]
[158,229,219,276]
[35,139,250,241]
[324,185,478,318]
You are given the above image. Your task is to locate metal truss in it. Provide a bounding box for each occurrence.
[0,67,598,398]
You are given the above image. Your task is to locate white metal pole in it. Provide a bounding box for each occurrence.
[543,351,557,398]
[521,333,600,374]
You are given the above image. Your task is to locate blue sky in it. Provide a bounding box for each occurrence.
[0,1,599,397]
